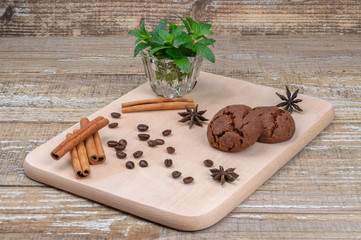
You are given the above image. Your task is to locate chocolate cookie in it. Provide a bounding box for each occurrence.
[207,105,262,152]
[253,106,295,143]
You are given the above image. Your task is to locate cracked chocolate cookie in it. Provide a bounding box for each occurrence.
[207,105,262,152]
[253,106,295,143]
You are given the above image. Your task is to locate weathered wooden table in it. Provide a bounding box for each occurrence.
[1,0,360,237]
[1,35,360,239]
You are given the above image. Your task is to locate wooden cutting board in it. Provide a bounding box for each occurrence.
[24,72,334,231]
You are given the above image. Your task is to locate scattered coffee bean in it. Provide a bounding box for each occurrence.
[111,112,121,118]
[133,150,143,158]
[139,160,148,168]
[203,159,214,167]
[126,161,135,169]
[162,129,172,136]
[147,140,157,147]
[172,171,181,178]
[115,144,126,151]
[183,177,194,184]
[107,140,118,147]
[116,151,127,159]
[137,124,149,132]
[138,134,150,141]
[166,146,175,154]
[119,139,127,146]
[108,122,118,128]
[155,139,165,145]
[164,159,173,167]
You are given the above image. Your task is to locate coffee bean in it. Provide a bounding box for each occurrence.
[138,134,150,141]
[139,160,148,168]
[126,161,135,169]
[116,151,127,159]
[107,140,118,147]
[147,140,157,147]
[137,124,149,132]
[172,171,181,178]
[119,139,127,146]
[133,150,143,158]
[203,159,214,167]
[162,129,172,136]
[183,177,194,184]
[111,112,121,118]
[164,159,173,167]
[166,146,175,154]
[115,144,126,151]
[155,139,165,145]
[108,122,118,128]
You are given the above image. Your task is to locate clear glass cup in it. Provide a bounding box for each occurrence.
[141,52,203,98]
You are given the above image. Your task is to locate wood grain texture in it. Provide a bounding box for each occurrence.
[1,187,360,239]
[23,72,334,230]
[0,0,360,37]
[1,35,361,74]
[0,35,360,237]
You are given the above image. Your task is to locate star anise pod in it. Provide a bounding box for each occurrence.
[210,166,239,185]
[276,86,303,113]
[178,104,208,128]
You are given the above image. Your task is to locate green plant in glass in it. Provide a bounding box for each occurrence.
[128,16,216,91]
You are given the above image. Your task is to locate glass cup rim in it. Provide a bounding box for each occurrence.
[140,51,202,62]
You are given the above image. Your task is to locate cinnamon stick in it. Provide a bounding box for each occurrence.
[122,101,195,113]
[75,138,91,179]
[80,117,99,164]
[67,133,90,179]
[51,116,109,160]
[93,131,106,164]
[121,98,194,108]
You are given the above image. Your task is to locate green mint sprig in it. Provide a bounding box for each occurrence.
[128,16,216,74]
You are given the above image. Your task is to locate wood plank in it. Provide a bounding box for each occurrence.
[1,35,361,74]
[0,71,359,122]
[0,1,360,37]
[1,187,360,216]
[0,187,360,239]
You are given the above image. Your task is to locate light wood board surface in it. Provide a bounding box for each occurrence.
[24,72,333,231]
[1,35,360,239]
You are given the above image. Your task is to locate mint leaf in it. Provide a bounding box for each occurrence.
[174,57,190,74]
[169,22,177,31]
[197,38,216,46]
[194,43,215,63]
[152,21,167,34]
[177,15,191,33]
[135,38,143,44]
[139,22,150,40]
[173,33,192,46]
[158,29,171,43]
[199,23,213,35]
[171,26,185,38]
[178,45,197,57]
[186,17,200,34]
[166,48,183,59]
[128,29,141,38]
[149,46,171,56]
[150,32,164,45]
[134,42,149,57]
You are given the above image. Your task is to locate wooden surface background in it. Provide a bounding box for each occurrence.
[1,0,361,239]
[1,0,361,36]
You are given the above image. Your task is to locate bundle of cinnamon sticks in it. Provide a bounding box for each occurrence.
[122,98,195,113]
[51,116,109,179]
